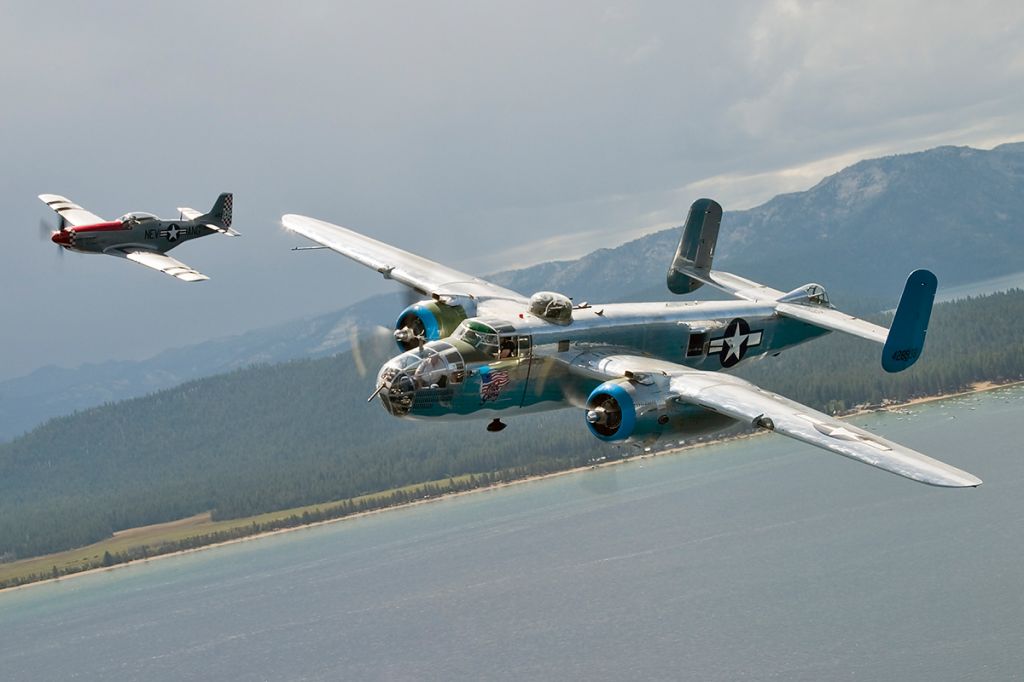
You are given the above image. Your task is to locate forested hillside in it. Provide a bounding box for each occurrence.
[2,290,1023,562]
[5,143,1024,442]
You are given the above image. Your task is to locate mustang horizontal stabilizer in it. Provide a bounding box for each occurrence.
[282,214,527,303]
[177,193,239,236]
[115,249,209,282]
[668,369,979,487]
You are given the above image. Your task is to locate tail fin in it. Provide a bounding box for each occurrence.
[203,193,233,228]
[194,193,239,236]
[667,198,722,294]
[882,269,937,373]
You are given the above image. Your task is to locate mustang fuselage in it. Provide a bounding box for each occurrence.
[50,212,215,255]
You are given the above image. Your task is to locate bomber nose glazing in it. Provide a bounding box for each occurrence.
[373,342,466,417]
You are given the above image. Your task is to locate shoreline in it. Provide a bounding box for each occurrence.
[4,379,1020,594]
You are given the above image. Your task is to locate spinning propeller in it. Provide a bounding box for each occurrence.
[40,216,68,257]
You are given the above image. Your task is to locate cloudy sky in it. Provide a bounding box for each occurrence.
[2,1,1023,380]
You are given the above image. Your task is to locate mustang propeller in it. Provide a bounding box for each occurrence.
[40,216,68,256]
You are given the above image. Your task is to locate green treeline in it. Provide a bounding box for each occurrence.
[1,290,1022,566]
[736,289,1024,413]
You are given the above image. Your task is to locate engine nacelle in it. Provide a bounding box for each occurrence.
[394,299,470,351]
[585,379,735,445]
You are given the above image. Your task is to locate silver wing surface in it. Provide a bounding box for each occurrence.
[678,267,891,344]
[111,249,209,282]
[38,194,105,227]
[282,214,528,303]
[577,353,981,488]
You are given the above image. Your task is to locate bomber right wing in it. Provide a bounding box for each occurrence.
[38,194,105,227]
[282,214,528,303]
[574,352,981,488]
[109,249,209,282]
[668,368,981,487]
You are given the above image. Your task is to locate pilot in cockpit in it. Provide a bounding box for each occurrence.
[498,339,517,359]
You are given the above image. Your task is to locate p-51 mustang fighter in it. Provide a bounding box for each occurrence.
[39,193,238,282]
[283,199,981,488]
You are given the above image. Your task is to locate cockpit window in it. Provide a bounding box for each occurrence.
[453,320,499,357]
[118,211,158,223]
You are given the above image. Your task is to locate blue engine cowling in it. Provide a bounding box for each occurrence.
[394,300,470,351]
[585,379,736,444]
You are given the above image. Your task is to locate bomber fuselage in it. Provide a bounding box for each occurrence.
[375,299,829,421]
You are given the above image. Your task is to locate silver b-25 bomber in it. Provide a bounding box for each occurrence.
[284,199,981,488]
[39,192,238,281]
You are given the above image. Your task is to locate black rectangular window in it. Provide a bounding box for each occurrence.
[686,332,708,357]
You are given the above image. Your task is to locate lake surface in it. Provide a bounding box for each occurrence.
[1,387,1022,681]
[936,269,1024,302]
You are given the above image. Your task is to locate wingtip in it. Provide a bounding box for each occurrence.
[927,472,982,488]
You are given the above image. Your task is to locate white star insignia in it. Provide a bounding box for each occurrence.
[724,327,746,360]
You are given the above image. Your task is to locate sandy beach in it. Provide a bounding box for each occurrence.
[5,378,1020,593]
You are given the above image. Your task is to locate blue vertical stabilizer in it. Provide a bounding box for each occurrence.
[882,269,938,373]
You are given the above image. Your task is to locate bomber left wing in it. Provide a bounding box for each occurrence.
[576,354,981,488]
[282,214,528,303]
[111,249,209,282]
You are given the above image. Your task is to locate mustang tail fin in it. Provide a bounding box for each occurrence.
[881,269,937,373]
[667,198,722,294]
[194,193,239,236]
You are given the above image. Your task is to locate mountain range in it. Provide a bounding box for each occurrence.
[2,142,1023,441]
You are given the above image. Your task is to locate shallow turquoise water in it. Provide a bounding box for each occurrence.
[1,386,1021,681]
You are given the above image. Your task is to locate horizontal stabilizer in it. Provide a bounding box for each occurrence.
[882,269,937,373]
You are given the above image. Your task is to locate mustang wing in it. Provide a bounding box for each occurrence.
[38,194,105,227]
[573,352,980,487]
[282,214,527,303]
[109,249,209,282]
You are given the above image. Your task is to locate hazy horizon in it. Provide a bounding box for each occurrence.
[3,2,1023,380]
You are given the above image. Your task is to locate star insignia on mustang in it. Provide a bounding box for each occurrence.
[708,318,763,367]
[165,224,181,241]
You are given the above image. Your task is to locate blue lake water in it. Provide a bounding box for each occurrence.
[1,386,1023,681]
[936,270,1024,302]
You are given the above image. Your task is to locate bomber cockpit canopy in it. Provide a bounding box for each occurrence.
[452,318,518,359]
[118,211,158,224]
